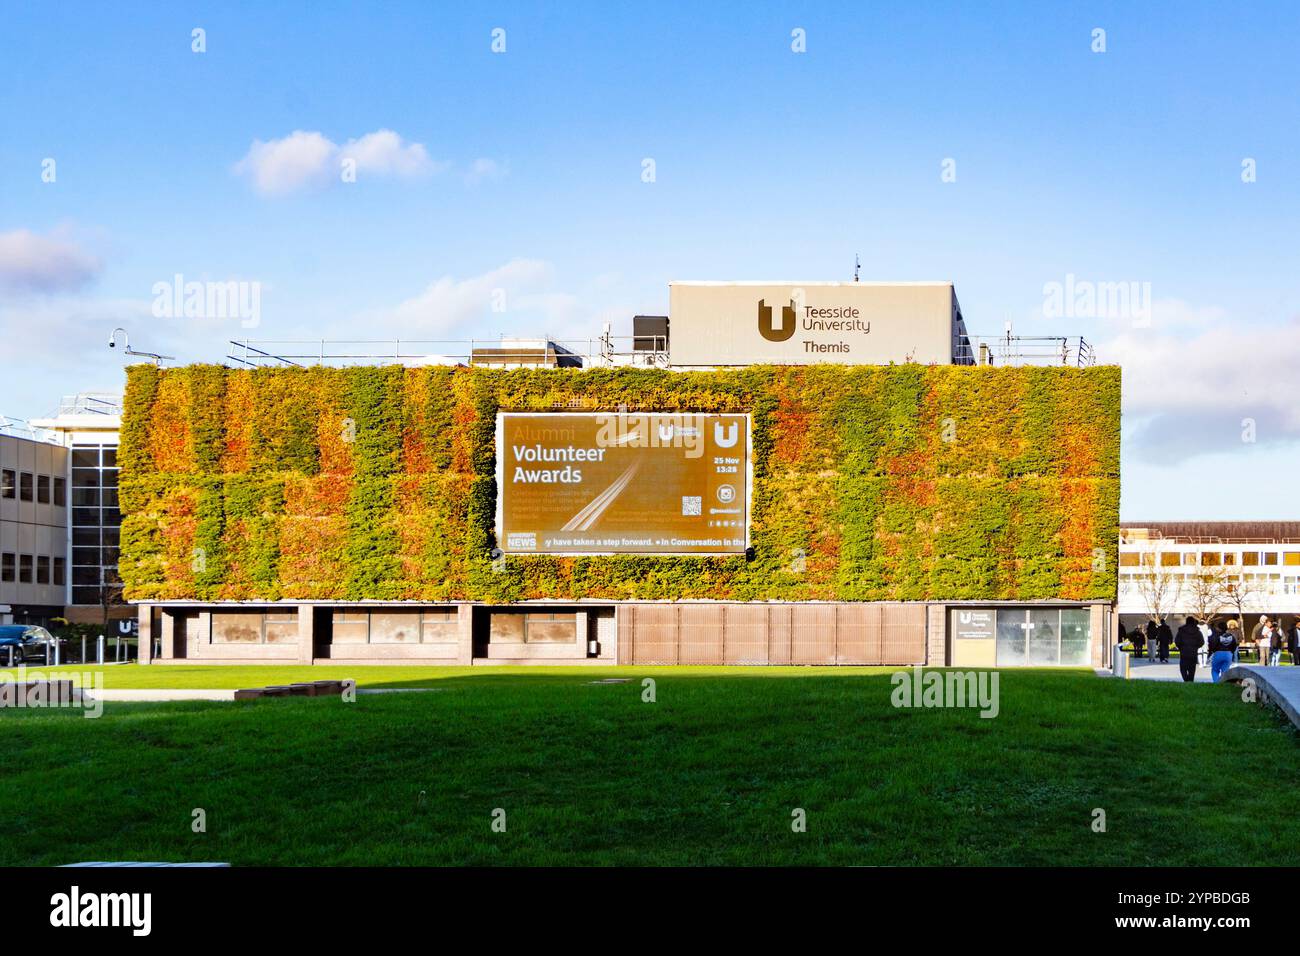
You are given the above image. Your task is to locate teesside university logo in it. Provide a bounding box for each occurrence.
[757,298,797,342]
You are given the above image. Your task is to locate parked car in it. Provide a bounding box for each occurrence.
[0,625,55,665]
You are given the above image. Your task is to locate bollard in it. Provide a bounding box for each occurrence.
[97,635,105,665]
[7,645,14,668]
[54,640,60,667]
[81,636,86,665]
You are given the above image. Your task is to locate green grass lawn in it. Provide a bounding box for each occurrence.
[2,662,892,690]
[0,667,1295,866]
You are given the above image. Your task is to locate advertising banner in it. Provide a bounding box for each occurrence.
[496,412,750,554]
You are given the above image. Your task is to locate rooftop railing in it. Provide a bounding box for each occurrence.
[0,416,61,444]
[226,336,671,369]
[52,393,123,416]
[957,334,1095,367]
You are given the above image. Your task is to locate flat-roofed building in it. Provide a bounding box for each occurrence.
[29,393,127,626]
[0,421,69,624]
[1118,521,1300,634]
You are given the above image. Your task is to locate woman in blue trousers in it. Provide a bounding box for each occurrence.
[1207,620,1237,683]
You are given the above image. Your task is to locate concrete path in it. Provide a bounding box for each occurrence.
[1223,664,1300,731]
[86,689,236,701]
[80,687,440,702]
[1123,657,1214,682]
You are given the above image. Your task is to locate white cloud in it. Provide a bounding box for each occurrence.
[342,261,637,350]
[233,131,337,196]
[0,229,102,293]
[383,259,553,336]
[340,130,446,178]
[233,129,443,196]
[1102,310,1300,463]
[464,158,507,185]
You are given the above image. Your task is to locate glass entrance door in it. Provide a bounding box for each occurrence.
[994,608,1092,666]
[996,611,1028,666]
[1027,608,1059,665]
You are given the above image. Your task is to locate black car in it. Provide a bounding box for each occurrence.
[0,625,55,665]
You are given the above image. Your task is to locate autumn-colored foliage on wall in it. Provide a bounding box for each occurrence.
[118,363,1121,603]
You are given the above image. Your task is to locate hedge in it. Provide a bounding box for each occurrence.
[117,363,1121,603]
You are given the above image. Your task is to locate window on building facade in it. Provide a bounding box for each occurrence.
[1,469,13,498]
[523,611,577,643]
[69,443,121,607]
[263,611,299,644]
[53,557,65,587]
[53,476,65,506]
[18,554,32,583]
[331,608,458,644]
[331,611,369,644]
[1201,552,1221,566]
[995,608,1091,667]
[1159,552,1180,567]
[19,472,32,501]
[1242,552,1260,566]
[0,553,13,582]
[36,556,49,585]
[36,475,50,504]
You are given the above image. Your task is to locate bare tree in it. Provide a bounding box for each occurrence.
[1186,568,1232,626]
[1224,576,1260,642]
[1130,546,1183,625]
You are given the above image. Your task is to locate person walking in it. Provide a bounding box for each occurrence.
[1287,618,1300,666]
[1133,621,1148,659]
[1227,619,1243,662]
[1156,617,1173,663]
[1254,615,1274,666]
[1207,619,1238,683]
[1174,616,1204,682]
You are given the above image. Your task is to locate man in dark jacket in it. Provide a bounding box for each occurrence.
[1132,622,1147,659]
[1174,616,1204,682]
[1156,618,1174,663]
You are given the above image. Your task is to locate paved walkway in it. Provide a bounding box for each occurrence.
[1123,656,1214,682]
[78,687,440,702]
[1223,664,1300,731]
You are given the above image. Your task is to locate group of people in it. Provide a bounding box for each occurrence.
[1122,614,1300,683]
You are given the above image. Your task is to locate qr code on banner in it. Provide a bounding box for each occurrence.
[681,495,701,516]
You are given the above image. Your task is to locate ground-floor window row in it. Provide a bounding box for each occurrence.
[140,602,1107,668]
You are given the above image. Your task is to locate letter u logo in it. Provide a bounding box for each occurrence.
[757,298,796,342]
[658,424,674,441]
[714,422,738,447]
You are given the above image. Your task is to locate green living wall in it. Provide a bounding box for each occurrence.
[117,363,1121,604]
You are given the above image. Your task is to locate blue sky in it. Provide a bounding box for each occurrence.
[2,1,1299,519]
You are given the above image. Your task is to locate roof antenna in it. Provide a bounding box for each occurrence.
[853,253,860,283]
